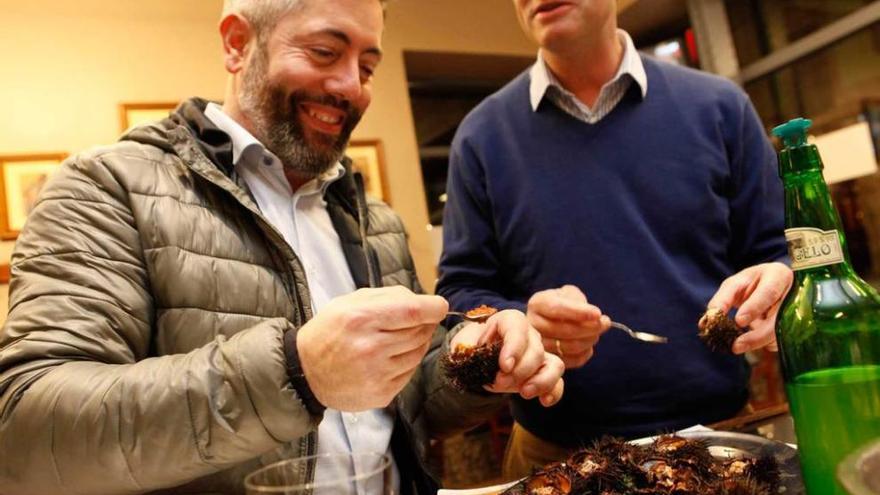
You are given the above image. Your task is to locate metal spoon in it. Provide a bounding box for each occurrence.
[448,311,668,344]
[609,321,668,344]
[446,311,494,324]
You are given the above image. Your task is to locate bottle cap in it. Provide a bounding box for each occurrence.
[772,118,812,148]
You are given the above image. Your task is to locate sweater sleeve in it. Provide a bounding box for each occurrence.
[436,133,527,313]
[0,154,319,494]
[726,93,789,268]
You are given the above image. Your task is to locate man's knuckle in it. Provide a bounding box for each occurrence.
[342,309,370,330]
[720,278,737,291]
[528,295,544,311]
[353,338,379,359]
[768,286,785,302]
[403,301,422,322]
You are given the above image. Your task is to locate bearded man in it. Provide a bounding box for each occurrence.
[0,1,565,493]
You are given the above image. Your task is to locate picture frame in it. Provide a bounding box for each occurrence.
[866,98,880,160]
[0,153,68,240]
[346,139,390,204]
[119,101,179,132]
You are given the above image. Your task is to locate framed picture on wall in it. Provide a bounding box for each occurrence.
[119,101,179,132]
[346,139,389,204]
[0,153,68,240]
[866,98,880,159]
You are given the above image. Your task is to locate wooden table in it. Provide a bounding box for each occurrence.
[709,403,797,444]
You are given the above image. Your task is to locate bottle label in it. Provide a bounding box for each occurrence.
[785,227,845,270]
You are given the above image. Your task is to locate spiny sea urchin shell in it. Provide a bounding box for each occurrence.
[652,436,716,478]
[442,341,502,393]
[567,448,633,494]
[715,477,773,495]
[745,455,780,493]
[525,462,576,495]
[592,436,649,465]
[698,308,747,354]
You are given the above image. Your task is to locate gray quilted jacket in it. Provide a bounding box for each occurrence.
[0,99,504,495]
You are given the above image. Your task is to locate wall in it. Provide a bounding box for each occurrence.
[0,0,536,296]
[0,0,230,316]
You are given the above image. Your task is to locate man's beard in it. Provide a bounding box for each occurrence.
[239,46,362,179]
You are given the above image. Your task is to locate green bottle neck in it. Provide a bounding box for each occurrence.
[780,145,854,277]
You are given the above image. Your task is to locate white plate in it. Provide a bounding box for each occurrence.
[438,480,518,495]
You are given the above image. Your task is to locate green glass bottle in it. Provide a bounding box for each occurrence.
[773,118,880,495]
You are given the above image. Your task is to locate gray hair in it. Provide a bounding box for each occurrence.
[222,0,389,41]
[222,0,303,40]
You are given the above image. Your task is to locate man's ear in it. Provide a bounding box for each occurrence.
[219,14,254,74]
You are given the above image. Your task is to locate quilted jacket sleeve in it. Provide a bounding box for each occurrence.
[0,153,317,494]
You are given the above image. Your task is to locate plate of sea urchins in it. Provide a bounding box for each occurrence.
[500,430,804,495]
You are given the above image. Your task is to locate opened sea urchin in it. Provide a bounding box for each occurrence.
[698,308,747,354]
[442,341,502,393]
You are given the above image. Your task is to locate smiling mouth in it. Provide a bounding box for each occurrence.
[302,105,343,126]
[298,102,347,136]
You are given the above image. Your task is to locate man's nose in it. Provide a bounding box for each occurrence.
[324,58,362,103]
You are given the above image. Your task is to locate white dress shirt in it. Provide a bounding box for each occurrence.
[530,29,648,124]
[205,104,398,494]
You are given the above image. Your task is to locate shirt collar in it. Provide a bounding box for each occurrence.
[204,102,345,195]
[204,102,264,165]
[529,29,648,111]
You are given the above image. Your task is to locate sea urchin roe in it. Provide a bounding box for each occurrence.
[531,488,560,495]
[647,461,676,487]
[441,341,502,393]
[465,304,498,322]
[653,435,690,453]
[577,458,600,476]
[525,463,573,495]
[724,459,750,476]
[698,307,747,354]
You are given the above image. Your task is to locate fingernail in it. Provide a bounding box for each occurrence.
[737,312,751,323]
[504,357,515,371]
[522,385,536,398]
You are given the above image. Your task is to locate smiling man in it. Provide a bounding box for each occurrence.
[0,1,566,493]
[437,0,792,480]
[226,0,381,189]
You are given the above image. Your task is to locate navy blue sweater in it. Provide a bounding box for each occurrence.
[436,56,787,446]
